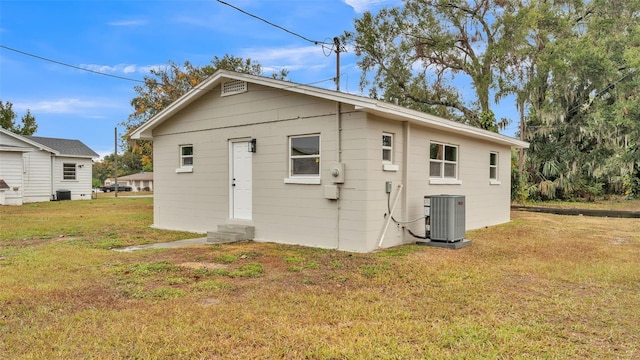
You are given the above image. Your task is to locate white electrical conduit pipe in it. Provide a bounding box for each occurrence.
[378,184,403,249]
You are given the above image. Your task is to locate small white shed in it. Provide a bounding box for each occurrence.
[130,70,528,252]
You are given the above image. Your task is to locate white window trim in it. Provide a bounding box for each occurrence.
[383,164,399,172]
[382,132,393,164]
[177,144,193,173]
[284,177,321,185]
[62,162,77,181]
[429,142,459,180]
[430,178,463,185]
[286,134,321,184]
[176,166,193,174]
[489,151,499,183]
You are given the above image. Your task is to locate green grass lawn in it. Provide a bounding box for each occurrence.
[1,198,639,358]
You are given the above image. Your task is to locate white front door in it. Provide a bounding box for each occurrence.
[231,141,252,220]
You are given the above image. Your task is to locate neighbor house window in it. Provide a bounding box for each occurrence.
[489,152,498,180]
[382,133,393,163]
[63,163,76,180]
[430,142,458,179]
[286,134,320,184]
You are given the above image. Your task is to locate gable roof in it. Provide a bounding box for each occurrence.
[130,70,529,149]
[1,127,58,153]
[26,135,99,158]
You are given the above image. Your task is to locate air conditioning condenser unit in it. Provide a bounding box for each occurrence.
[424,195,465,242]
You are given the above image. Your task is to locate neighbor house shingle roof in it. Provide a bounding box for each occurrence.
[26,136,99,158]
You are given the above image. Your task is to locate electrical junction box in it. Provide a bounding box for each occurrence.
[324,185,339,200]
[328,162,345,184]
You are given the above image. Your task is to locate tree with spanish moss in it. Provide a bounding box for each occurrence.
[343,0,526,131]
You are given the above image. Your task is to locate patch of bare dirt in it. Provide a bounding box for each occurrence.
[178,262,229,270]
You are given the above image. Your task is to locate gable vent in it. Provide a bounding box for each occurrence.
[221,80,248,96]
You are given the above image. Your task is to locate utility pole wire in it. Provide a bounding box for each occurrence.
[0,45,145,83]
[215,0,332,46]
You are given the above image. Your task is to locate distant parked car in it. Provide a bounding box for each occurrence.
[101,184,132,192]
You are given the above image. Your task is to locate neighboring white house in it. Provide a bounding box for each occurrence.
[130,70,529,252]
[0,128,99,205]
[104,172,154,191]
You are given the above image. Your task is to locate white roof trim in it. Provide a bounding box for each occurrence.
[0,128,60,154]
[0,145,34,152]
[130,70,529,149]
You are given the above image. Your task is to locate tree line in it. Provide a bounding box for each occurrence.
[342,0,640,200]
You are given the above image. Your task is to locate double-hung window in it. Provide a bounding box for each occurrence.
[177,145,193,173]
[286,134,320,184]
[489,152,500,184]
[63,163,76,180]
[429,142,460,184]
[382,133,393,163]
[382,132,399,171]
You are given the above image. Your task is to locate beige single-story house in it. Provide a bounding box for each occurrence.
[130,70,529,252]
[0,128,98,205]
[105,172,153,191]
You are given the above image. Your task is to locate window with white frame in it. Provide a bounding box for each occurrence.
[489,152,498,180]
[63,163,76,180]
[429,142,458,179]
[382,133,393,163]
[180,145,193,167]
[289,134,320,177]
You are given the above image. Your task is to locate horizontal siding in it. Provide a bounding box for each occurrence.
[51,157,94,201]
[22,150,52,203]
[0,151,24,205]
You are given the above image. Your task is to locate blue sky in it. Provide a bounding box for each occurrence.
[1,0,518,159]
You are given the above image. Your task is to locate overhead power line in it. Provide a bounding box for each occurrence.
[0,45,145,83]
[216,0,332,46]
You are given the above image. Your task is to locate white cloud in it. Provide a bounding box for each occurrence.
[240,45,332,74]
[242,45,320,62]
[107,19,147,27]
[80,63,163,75]
[13,98,121,115]
[343,0,401,13]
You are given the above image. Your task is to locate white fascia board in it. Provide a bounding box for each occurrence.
[355,103,530,149]
[0,145,33,152]
[0,128,60,154]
